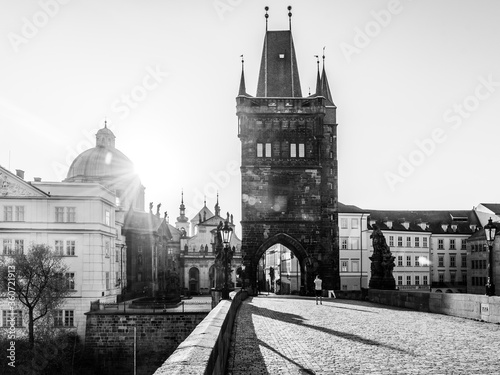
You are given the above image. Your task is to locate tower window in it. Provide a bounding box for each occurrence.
[290,143,305,158]
[279,53,285,59]
[257,143,272,158]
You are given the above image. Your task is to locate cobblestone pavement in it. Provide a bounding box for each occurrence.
[226,295,500,375]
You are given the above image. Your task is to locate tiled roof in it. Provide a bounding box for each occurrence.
[366,209,480,235]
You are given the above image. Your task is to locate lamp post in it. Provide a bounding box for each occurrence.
[484,217,497,296]
[220,220,233,299]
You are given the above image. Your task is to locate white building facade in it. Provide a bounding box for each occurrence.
[0,167,125,339]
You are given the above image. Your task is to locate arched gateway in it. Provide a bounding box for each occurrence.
[237,9,340,294]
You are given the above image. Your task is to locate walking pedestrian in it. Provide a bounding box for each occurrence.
[314,275,323,305]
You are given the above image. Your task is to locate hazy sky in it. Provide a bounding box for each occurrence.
[1,0,500,236]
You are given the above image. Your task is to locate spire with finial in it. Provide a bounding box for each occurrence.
[320,47,334,105]
[265,6,269,31]
[314,54,321,96]
[288,5,292,30]
[238,54,248,97]
[214,192,221,217]
[177,189,188,223]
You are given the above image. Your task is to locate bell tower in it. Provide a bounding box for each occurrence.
[237,7,339,293]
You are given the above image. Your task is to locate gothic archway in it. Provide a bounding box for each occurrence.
[246,233,318,295]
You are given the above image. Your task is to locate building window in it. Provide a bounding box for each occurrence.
[438,273,444,283]
[461,255,467,268]
[3,206,13,221]
[298,143,305,157]
[55,207,64,222]
[2,239,12,255]
[389,236,394,247]
[397,237,403,247]
[406,237,411,247]
[406,276,411,285]
[438,239,444,250]
[66,241,75,256]
[397,256,403,266]
[105,241,110,257]
[351,219,359,229]
[105,210,110,226]
[54,310,74,327]
[257,142,271,157]
[461,240,467,250]
[450,254,456,268]
[341,260,348,272]
[351,260,359,272]
[415,237,420,247]
[342,284,348,291]
[15,206,25,221]
[450,272,456,284]
[56,207,76,223]
[450,239,455,250]
[106,272,110,290]
[415,275,420,285]
[438,255,444,267]
[397,276,403,285]
[423,237,428,248]
[290,143,305,158]
[67,207,76,222]
[2,310,23,327]
[14,240,24,254]
[55,240,64,255]
[115,249,120,262]
[350,238,359,250]
[406,256,411,267]
[423,275,428,285]
[340,218,348,229]
[415,256,420,267]
[341,238,348,250]
[66,273,75,290]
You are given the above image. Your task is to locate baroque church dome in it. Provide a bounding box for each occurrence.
[65,124,145,211]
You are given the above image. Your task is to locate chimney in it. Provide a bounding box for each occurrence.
[16,169,25,179]
[34,177,41,182]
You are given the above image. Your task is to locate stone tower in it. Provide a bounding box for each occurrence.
[236,9,339,293]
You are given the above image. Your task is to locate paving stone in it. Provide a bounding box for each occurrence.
[226,295,500,374]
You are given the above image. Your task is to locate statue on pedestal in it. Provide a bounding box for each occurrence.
[369,224,396,290]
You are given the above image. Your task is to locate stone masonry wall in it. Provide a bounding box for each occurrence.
[84,311,207,375]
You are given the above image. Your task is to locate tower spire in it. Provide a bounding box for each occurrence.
[320,47,334,105]
[238,55,248,96]
[314,55,321,96]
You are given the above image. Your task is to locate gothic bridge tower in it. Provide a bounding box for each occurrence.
[236,7,339,293]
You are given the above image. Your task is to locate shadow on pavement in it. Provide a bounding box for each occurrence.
[251,302,413,355]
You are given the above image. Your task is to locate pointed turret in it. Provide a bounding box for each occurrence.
[314,55,321,96]
[320,52,335,106]
[238,56,249,97]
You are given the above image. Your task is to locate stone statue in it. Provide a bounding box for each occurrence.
[149,202,153,212]
[368,224,396,290]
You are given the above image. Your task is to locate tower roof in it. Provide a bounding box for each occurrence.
[256,30,302,97]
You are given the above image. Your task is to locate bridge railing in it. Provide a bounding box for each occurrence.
[153,289,249,375]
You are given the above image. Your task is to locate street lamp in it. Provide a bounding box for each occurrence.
[220,220,233,299]
[484,217,497,296]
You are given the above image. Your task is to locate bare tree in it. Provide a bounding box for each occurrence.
[0,244,71,348]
